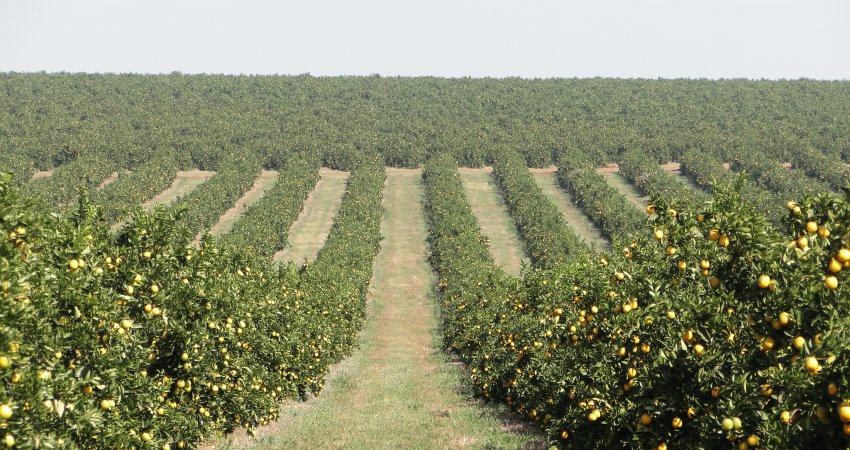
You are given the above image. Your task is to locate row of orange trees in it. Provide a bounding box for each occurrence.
[0,153,383,449]
[489,148,586,268]
[425,153,850,448]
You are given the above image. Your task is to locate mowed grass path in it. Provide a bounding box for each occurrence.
[216,169,541,450]
[208,170,280,236]
[274,168,349,265]
[142,170,216,209]
[661,162,709,194]
[596,164,648,210]
[529,167,609,251]
[457,167,529,276]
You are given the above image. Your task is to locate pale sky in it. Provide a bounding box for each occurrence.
[1,0,848,79]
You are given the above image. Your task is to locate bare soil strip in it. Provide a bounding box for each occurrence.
[660,162,706,193]
[273,168,349,265]
[207,170,280,237]
[30,170,53,180]
[529,167,609,251]
[142,170,215,210]
[596,163,648,210]
[212,169,541,450]
[457,167,529,276]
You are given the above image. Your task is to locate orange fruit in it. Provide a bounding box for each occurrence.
[838,403,850,422]
[806,221,818,233]
[825,276,839,289]
[672,417,683,428]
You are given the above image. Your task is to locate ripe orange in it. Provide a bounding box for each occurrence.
[0,405,12,419]
[806,221,818,233]
[805,356,821,374]
[693,344,705,355]
[757,275,771,289]
[672,417,683,428]
[838,403,850,422]
[825,276,839,289]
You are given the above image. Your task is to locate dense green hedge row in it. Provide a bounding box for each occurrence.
[422,153,515,353]
[24,153,120,207]
[0,154,34,187]
[297,154,386,365]
[0,159,384,448]
[170,154,263,240]
[554,149,644,243]
[787,147,850,192]
[490,149,586,268]
[618,149,709,208]
[222,159,320,258]
[728,148,834,200]
[677,149,786,225]
[91,151,181,224]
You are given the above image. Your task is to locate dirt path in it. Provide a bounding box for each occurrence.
[142,170,215,209]
[529,167,609,251]
[457,167,529,276]
[30,170,53,180]
[273,168,349,265]
[207,170,279,236]
[595,163,648,210]
[213,169,542,450]
[660,162,706,193]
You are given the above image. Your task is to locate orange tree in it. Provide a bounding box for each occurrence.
[425,152,850,448]
[0,156,384,449]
